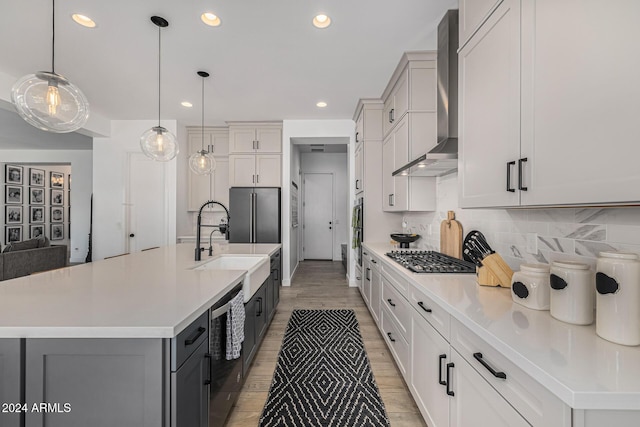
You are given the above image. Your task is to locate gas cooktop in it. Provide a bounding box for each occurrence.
[385,250,476,274]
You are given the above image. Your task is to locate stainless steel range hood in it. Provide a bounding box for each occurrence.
[393,9,459,178]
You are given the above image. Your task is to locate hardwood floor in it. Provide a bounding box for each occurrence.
[225,260,427,427]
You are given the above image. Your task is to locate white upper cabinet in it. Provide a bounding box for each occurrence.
[383,69,409,136]
[460,0,640,207]
[255,155,281,187]
[459,0,504,47]
[355,145,364,195]
[459,0,521,208]
[229,155,257,187]
[187,128,230,211]
[228,124,282,154]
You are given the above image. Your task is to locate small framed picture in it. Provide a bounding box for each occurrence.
[51,189,64,206]
[30,206,45,223]
[5,206,23,224]
[5,186,22,204]
[50,171,64,189]
[50,224,64,241]
[5,165,23,185]
[5,226,22,244]
[29,187,45,205]
[29,168,45,187]
[50,206,64,223]
[30,224,45,239]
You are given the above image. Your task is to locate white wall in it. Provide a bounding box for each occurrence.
[282,120,355,286]
[92,120,177,260]
[404,172,640,270]
[289,144,301,276]
[0,152,92,263]
[300,152,348,261]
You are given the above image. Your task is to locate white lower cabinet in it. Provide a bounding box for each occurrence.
[449,348,529,427]
[381,305,410,380]
[362,256,371,307]
[410,307,450,427]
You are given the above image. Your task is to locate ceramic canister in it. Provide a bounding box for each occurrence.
[511,264,551,310]
[550,261,595,325]
[596,251,640,346]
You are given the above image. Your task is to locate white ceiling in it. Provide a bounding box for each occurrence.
[0,0,457,128]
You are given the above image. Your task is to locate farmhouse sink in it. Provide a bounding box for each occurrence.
[194,254,270,302]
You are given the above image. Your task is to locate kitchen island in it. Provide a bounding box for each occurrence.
[0,243,281,427]
[362,242,640,427]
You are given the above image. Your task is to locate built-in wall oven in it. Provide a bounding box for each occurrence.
[209,283,244,426]
[353,198,363,266]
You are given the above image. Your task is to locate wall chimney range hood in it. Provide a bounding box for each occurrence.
[393,9,459,178]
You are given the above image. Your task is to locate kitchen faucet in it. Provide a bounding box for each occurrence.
[195,200,230,261]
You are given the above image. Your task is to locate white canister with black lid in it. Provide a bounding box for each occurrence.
[550,261,594,325]
[511,264,551,310]
[596,251,640,346]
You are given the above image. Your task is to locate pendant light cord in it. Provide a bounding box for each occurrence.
[157,24,161,128]
[51,0,55,73]
[201,75,205,151]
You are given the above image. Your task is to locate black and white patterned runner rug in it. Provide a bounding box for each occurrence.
[259,309,390,427]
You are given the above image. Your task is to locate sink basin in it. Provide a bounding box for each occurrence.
[194,255,269,302]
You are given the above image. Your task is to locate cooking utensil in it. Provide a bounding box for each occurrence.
[440,211,463,259]
[390,233,420,249]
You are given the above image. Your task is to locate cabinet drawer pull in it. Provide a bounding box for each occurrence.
[446,363,455,396]
[371,259,377,264]
[417,301,432,313]
[355,179,360,189]
[387,332,396,342]
[438,354,447,386]
[204,353,212,385]
[363,252,368,256]
[506,161,516,192]
[387,298,396,307]
[473,352,507,379]
[184,326,206,345]
[518,158,528,191]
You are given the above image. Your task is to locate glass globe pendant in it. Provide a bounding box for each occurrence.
[140,16,179,162]
[11,0,89,133]
[188,71,216,175]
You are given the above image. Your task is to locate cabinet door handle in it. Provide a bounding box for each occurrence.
[355,179,359,189]
[355,132,359,142]
[389,110,393,123]
[184,326,206,345]
[256,174,259,183]
[390,108,395,123]
[366,268,371,281]
[371,259,377,264]
[391,194,395,206]
[252,175,255,184]
[506,161,516,192]
[257,140,260,150]
[252,140,256,150]
[438,354,447,386]
[363,252,368,256]
[387,332,396,342]
[473,352,507,379]
[518,158,528,191]
[204,353,212,385]
[356,276,361,280]
[446,363,455,396]
[257,297,262,316]
[417,301,432,313]
[387,298,396,307]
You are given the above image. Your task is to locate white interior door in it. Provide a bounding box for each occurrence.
[126,153,165,253]
[303,173,333,260]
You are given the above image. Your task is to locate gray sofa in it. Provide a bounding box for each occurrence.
[0,240,68,281]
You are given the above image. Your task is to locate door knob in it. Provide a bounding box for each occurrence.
[129,233,135,238]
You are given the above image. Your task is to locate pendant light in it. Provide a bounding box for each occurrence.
[140,16,179,162]
[189,71,216,175]
[11,0,89,133]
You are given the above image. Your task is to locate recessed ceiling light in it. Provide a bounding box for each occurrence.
[316,101,327,108]
[417,164,426,168]
[201,12,221,27]
[312,14,331,29]
[71,14,96,28]
[181,101,193,108]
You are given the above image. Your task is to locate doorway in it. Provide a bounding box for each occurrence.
[125,153,166,253]
[303,172,334,260]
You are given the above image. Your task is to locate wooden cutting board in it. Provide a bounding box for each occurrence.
[440,211,463,259]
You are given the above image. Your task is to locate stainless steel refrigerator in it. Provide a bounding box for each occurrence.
[229,187,281,243]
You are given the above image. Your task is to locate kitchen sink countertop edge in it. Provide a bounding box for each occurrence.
[0,243,281,339]
[363,242,640,411]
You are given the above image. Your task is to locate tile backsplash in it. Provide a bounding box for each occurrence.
[403,173,640,270]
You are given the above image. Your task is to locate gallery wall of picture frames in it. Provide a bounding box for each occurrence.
[2,164,71,246]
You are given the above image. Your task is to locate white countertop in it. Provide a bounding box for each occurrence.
[363,242,640,411]
[0,243,281,339]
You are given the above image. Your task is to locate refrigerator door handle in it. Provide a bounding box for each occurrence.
[249,192,254,243]
[252,192,257,243]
